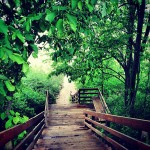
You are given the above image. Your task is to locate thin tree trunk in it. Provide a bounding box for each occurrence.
[129,0,146,116]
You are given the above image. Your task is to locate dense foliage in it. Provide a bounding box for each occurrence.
[0,0,149,131]
[0,70,63,131]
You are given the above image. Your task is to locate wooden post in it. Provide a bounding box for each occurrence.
[141,131,149,143]
[78,89,80,104]
[84,114,88,128]
[91,116,95,128]
[44,90,49,127]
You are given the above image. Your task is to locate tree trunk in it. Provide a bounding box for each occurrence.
[129,0,146,116]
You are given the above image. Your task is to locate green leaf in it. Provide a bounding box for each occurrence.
[13,116,20,124]
[8,115,13,119]
[70,24,77,32]
[32,13,43,21]
[48,26,55,37]
[0,74,8,80]
[10,110,15,116]
[86,0,90,4]
[138,0,142,4]
[69,48,74,55]
[78,1,83,10]
[5,36,11,48]
[22,62,29,73]
[32,52,38,58]
[31,44,38,53]
[52,6,67,11]
[1,112,7,120]
[25,19,31,31]
[0,48,5,59]
[66,14,77,32]
[9,53,24,64]
[15,112,20,116]
[16,31,25,43]
[22,115,29,123]
[45,12,56,23]
[6,96,12,101]
[91,0,97,5]
[0,82,6,96]
[71,0,78,9]
[87,4,94,12]
[18,131,26,139]
[25,34,34,41]
[102,2,107,17]
[14,0,20,7]
[56,19,63,35]
[0,19,8,35]
[4,80,15,91]
[110,0,118,6]
[5,119,13,129]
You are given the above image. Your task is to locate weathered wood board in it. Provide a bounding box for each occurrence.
[33,104,109,150]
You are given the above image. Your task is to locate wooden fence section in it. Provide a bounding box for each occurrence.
[84,110,150,150]
[71,88,110,113]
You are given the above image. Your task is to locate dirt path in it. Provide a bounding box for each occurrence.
[56,76,77,105]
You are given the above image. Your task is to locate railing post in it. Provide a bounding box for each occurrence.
[84,113,88,128]
[91,116,95,128]
[44,90,49,127]
[78,89,80,104]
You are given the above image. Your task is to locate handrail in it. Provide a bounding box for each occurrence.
[0,90,50,150]
[97,89,110,113]
[0,111,44,149]
[84,110,150,150]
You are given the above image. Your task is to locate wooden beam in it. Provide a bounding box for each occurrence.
[0,111,44,148]
[83,110,150,132]
[85,117,150,150]
[79,88,99,91]
[85,121,127,150]
[80,92,99,94]
[26,124,45,150]
[14,119,45,150]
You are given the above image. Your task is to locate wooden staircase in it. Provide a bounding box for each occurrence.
[1,88,150,150]
[33,104,110,150]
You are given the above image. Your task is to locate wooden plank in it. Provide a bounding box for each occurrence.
[80,96,92,98]
[79,88,99,91]
[85,117,150,150]
[34,104,108,150]
[93,97,105,113]
[84,110,150,132]
[98,90,110,113]
[85,122,127,150]
[80,92,99,94]
[0,111,44,148]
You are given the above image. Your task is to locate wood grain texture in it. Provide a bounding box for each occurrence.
[33,104,109,150]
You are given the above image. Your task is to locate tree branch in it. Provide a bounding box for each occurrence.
[102,71,125,83]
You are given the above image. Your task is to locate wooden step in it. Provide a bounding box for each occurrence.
[33,104,109,150]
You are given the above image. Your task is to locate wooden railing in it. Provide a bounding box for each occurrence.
[71,88,110,113]
[84,110,150,150]
[0,91,49,150]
